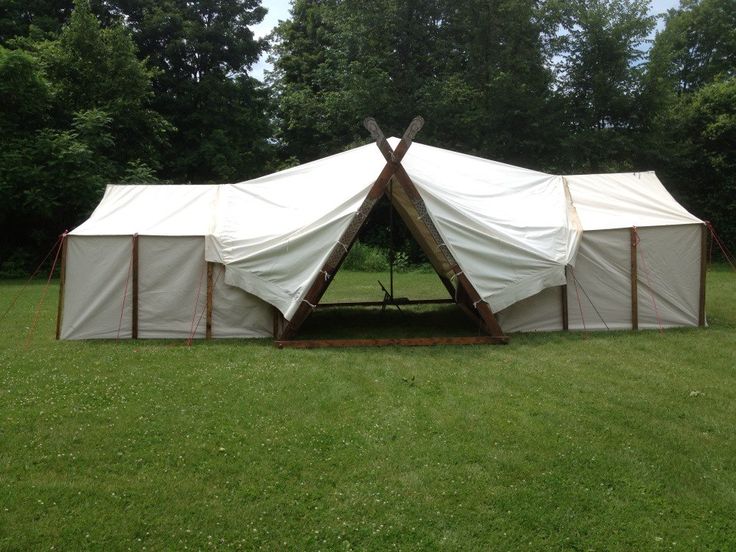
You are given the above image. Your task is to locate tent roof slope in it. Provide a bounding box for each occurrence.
[71,184,219,236]
[206,141,385,319]
[395,139,581,312]
[564,172,702,231]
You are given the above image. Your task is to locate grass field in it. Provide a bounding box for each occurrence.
[1,267,735,550]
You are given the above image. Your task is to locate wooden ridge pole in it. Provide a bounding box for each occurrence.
[698,223,708,327]
[630,227,638,331]
[132,234,139,339]
[277,117,424,341]
[55,234,68,340]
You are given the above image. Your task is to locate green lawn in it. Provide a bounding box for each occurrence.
[1,268,735,550]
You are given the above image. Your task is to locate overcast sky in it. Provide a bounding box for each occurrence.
[249,0,681,81]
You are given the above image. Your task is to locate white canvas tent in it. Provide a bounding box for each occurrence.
[58,136,706,343]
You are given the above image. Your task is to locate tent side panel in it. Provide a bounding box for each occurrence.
[211,264,273,338]
[635,225,700,329]
[138,236,208,339]
[567,229,638,331]
[496,285,564,333]
[60,236,134,340]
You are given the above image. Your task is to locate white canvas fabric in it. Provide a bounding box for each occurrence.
[62,140,703,339]
[564,172,702,230]
[400,141,581,311]
[207,138,581,318]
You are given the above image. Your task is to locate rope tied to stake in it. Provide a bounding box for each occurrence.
[705,221,736,271]
[2,231,66,326]
[320,270,331,281]
[24,231,67,348]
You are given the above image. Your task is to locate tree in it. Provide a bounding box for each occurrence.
[554,0,655,171]
[644,0,736,245]
[0,0,74,43]
[0,1,168,270]
[96,0,274,181]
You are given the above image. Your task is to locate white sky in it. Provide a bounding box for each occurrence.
[249,0,681,81]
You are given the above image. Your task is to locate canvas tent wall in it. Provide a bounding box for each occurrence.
[59,185,273,340]
[497,172,705,332]
[58,141,705,341]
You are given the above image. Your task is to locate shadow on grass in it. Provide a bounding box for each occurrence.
[297,304,487,340]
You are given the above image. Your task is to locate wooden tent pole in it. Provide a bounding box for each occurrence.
[205,262,214,339]
[561,266,569,331]
[277,117,424,341]
[132,234,139,339]
[55,234,68,340]
[698,223,708,327]
[630,227,638,331]
[389,164,507,340]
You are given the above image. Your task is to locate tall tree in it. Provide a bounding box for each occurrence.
[554,0,655,171]
[97,0,274,181]
[0,1,167,270]
[0,0,74,43]
[644,0,736,245]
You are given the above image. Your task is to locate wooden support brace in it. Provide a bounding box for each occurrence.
[277,117,424,341]
[698,223,708,327]
[132,234,139,339]
[630,227,638,331]
[55,234,68,340]
[206,262,214,339]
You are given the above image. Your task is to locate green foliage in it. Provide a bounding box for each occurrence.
[644,0,736,245]
[102,0,274,181]
[0,2,165,268]
[342,242,390,272]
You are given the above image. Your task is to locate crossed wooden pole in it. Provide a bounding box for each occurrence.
[275,117,508,348]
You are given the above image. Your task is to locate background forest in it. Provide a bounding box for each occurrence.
[0,0,734,274]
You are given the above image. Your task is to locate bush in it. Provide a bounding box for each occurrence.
[342,242,389,272]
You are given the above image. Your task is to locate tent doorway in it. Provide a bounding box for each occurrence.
[274,117,508,348]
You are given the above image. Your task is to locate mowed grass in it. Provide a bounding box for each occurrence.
[1,268,735,550]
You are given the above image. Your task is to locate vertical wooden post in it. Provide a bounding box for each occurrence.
[561,266,569,331]
[55,234,68,340]
[698,223,708,327]
[132,234,139,339]
[206,262,214,339]
[630,227,638,331]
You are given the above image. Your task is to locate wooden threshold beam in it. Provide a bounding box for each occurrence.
[317,298,453,309]
[276,336,508,349]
